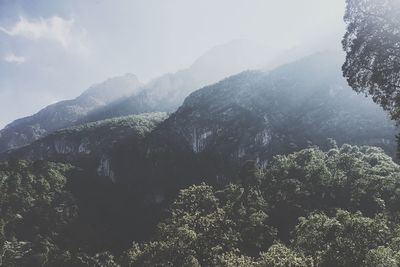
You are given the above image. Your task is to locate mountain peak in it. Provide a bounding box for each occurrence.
[0,73,144,152]
[80,73,142,102]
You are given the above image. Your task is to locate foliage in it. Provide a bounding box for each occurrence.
[2,144,400,266]
[257,244,313,267]
[59,112,168,138]
[0,160,78,243]
[123,144,400,266]
[293,210,392,266]
[123,182,276,266]
[365,246,400,267]
[342,0,400,120]
[263,144,400,240]
[0,160,118,267]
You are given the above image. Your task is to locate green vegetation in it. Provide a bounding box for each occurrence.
[50,112,168,158]
[342,0,400,154]
[59,112,168,138]
[1,144,400,266]
[122,144,400,266]
[4,112,168,170]
[343,0,400,121]
[0,160,74,266]
[0,161,121,266]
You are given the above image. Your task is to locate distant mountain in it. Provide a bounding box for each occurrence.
[0,73,143,152]
[81,40,280,123]
[108,52,397,193]
[6,52,397,191]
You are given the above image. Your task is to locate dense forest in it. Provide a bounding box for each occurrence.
[2,144,400,266]
[1,0,400,266]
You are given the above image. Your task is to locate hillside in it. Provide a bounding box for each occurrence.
[107,52,397,192]
[0,73,143,153]
[5,52,397,188]
[1,113,168,181]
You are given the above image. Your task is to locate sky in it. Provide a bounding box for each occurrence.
[0,0,346,129]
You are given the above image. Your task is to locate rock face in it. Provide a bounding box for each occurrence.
[81,40,280,123]
[0,73,143,153]
[2,113,168,181]
[110,52,397,193]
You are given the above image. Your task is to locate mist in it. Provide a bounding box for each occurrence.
[0,0,346,129]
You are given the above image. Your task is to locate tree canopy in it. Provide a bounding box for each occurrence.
[1,144,400,266]
[123,144,400,266]
[342,0,400,119]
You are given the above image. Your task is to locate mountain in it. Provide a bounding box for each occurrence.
[1,112,167,182]
[81,40,280,123]
[2,52,397,244]
[108,52,397,193]
[0,112,169,245]
[0,73,143,153]
[5,52,397,194]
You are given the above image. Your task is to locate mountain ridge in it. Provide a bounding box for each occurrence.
[80,40,281,123]
[0,73,143,152]
[0,40,281,153]
[4,52,395,187]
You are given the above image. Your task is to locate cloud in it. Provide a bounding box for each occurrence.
[0,16,89,53]
[4,53,26,64]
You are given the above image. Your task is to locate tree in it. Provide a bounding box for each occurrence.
[123,184,240,266]
[262,144,400,240]
[0,161,83,266]
[235,161,276,255]
[365,246,399,267]
[123,180,277,266]
[342,0,400,119]
[293,210,391,266]
[258,244,314,267]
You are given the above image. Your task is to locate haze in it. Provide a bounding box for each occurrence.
[0,0,346,129]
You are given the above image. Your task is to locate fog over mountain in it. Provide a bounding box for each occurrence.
[0,73,143,152]
[82,39,284,123]
[0,0,345,128]
[0,39,283,153]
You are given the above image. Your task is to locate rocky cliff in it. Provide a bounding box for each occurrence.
[2,113,168,181]
[111,52,397,193]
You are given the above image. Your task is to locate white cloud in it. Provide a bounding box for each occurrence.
[4,53,26,64]
[0,16,89,54]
